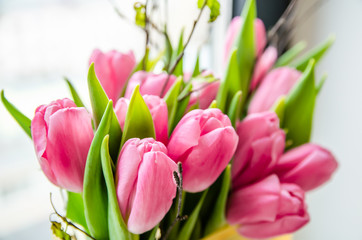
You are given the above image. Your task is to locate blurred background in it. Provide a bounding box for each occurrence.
[0,0,361,239]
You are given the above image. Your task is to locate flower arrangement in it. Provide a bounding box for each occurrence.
[1,0,338,239]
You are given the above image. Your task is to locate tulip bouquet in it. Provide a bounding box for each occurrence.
[1,0,338,239]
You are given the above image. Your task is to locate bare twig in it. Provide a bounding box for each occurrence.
[162,163,187,240]
[49,193,95,240]
[160,1,208,96]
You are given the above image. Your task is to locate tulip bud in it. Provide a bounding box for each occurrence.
[275,143,338,191]
[125,71,177,98]
[31,98,94,193]
[224,17,266,63]
[89,49,136,101]
[232,112,285,189]
[248,67,302,114]
[116,138,177,234]
[188,73,220,109]
[227,175,309,239]
[114,95,169,145]
[250,46,278,91]
[168,109,238,192]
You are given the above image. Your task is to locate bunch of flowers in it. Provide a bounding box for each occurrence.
[2,0,338,239]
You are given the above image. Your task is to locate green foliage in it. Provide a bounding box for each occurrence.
[134,2,146,28]
[274,41,307,67]
[87,63,122,161]
[198,0,220,22]
[227,91,242,128]
[164,77,184,134]
[66,192,88,232]
[121,85,155,146]
[176,190,208,240]
[1,90,32,138]
[83,101,114,240]
[51,222,72,240]
[192,53,201,77]
[271,96,286,126]
[204,165,231,235]
[292,35,335,71]
[64,78,86,108]
[101,135,132,240]
[283,60,316,148]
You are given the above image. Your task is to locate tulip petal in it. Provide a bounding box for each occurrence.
[127,151,177,234]
[182,126,238,192]
[46,108,93,193]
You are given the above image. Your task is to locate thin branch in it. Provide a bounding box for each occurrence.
[162,163,187,240]
[49,193,95,240]
[160,1,208,96]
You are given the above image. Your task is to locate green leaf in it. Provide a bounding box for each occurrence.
[177,190,208,240]
[64,78,85,108]
[101,135,132,240]
[227,91,242,128]
[192,53,201,77]
[173,29,184,76]
[283,59,316,148]
[51,222,72,240]
[164,77,183,134]
[83,101,114,239]
[172,83,193,131]
[66,192,88,231]
[121,85,155,146]
[1,90,32,138]
[87,63,122,161]
[208,100,217,108]
[216,50,240,113]
[198,0,220,22]
[235,0,256,108]
[292,35,335,71]
[132,47,149,75]
[316,73,327,95]
[134,2,146,28]
[271,96,286,126]
[203,165,231,236]
[274,41,307,68]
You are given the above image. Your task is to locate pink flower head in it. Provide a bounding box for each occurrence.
[114,95,169,145]
[31,98,94,192]
[231,112,285,189]
[125,71,176,98]
[227,175,309,239]
[89,49,136,101]
[248,67,302,114]
[116,138,177,234]
[275,143,338,191]
[224,16,267,63]
[188,72,220,109]
[168,109,238,192]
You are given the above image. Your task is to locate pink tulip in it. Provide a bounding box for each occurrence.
[168,109,238,192]
[89,49,136,101]
[227,175,309,239]
[116,138,177,234]
[250,46,278,91]
[275,143,338,191]
[248,67,302,114]
[114,95,169,145]
[224,17,266,63]
[125,71,176,98]
[231,112,285,189]
[188,75,220,109]
[31,98,94,193]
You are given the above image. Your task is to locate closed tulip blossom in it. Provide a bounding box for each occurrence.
[227,175,309,239]
[125,71,176,98]
[248,67,302,114]
[31,98,94,193]
[275,143,338,191]
[89,49,136,101]
[250,46,278,91]
[224,17,266,62]
[116,138,177,234]
[232,112,285,189]
[188,76,220,109]
[168,109,238,193]
[114,95,169,144]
